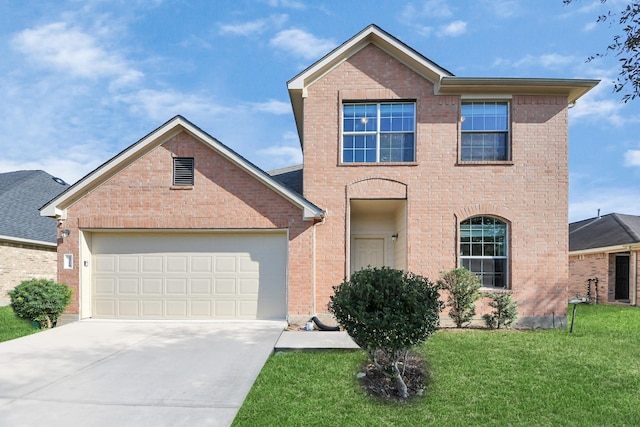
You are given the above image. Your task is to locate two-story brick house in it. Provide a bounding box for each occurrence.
[42,25,597,327]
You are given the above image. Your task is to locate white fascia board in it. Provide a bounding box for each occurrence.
[40,116,185,218]
[569,244,640,256]
[288,25,452,91]
[181,120,325,221]
[40,116,325,222]
[0,234,57,248]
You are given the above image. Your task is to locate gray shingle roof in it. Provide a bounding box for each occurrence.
[569,213,640,251]
[0,170,69,244]
[268,164,303,196]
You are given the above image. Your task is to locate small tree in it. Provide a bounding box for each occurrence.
[9,279,72,328]
[330,267,441,399]
[438,268,482,328]
[482,292,518,330]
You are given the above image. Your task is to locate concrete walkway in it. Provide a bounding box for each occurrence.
[0,320,285,427]
[275,330,359,350]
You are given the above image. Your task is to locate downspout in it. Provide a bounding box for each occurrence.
[312,212,327,316]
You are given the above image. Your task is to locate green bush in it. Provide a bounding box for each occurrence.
[438,268,481,328]
[482,292,518,329]
[9,279,72,328]
[329,267,442,399]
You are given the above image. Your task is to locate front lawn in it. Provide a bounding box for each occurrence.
[233,304,640,426]
[0,305,39,342]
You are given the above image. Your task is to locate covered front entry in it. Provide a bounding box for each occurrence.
[88,231,287,320]
[349,199,406,273]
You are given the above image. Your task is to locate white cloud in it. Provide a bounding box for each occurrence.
[119,89,233,122]
[251,99,291,115]
[269,28,336,60]
[569,80,627,126]
[401,0,453,20]
[12,22,142,86]
[219,15,288,37]
[267,0,306,9]
[495,53,576,70]
[485,0,523,19]
[624,150,640,167]
[570,186,640,221]
[438,20,467,37]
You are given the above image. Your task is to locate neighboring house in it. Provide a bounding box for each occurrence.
[41,25,598,327]
[0,170,69,305]
[569,213,640,306]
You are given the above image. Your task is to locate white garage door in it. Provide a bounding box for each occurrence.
[91,232,287,319]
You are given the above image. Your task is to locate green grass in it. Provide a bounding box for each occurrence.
[0,305,39,342]
[233,305,640,426]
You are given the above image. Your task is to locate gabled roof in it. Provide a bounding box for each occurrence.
[287,23,599,147]
[569,213,640,252]
[0,170,69,245]
[287,24,454,146]
[40,116,325,221]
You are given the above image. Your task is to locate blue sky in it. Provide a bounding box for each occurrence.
[0,0,638,222]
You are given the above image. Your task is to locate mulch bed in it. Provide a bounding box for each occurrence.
[358,353,428,402]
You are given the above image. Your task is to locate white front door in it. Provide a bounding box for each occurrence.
[353,237,385,272]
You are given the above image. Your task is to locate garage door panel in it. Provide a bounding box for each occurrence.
[166,300,188,317]
[141,278,163,295]
[142,256,163,273]
[118,278,139,294]
[215,256,236,273]
[215,278,236,294]
[92,232,287,319]
[166,279,188,295]
[120,300,141,317]
[191,278,212,295]
[95,278,116,295]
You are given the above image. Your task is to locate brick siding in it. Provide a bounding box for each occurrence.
[302,44,570,326]
[0,242,57,305]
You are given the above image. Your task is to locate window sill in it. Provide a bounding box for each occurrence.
[456,160,514,166]
[170,185,193,190]
[480,287,511,293]
[339,162,419,167]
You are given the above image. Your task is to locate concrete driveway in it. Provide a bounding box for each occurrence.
[0,320,285,427]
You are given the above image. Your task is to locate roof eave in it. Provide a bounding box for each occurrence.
[570,243,640,255]
[438,77,600,104]
[287,24,453,151]
[41,116,326,222]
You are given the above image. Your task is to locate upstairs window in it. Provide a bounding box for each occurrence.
[461,101,509,161]
[342,102,415,163]
[173,157,194,186]
[460,216,508,288]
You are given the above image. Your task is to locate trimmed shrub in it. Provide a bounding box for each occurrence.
[329,267,442,399]
[9,279,72,328]
[482,292,518,329]
[438,268,482,328]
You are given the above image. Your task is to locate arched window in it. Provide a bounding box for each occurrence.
[460,216,508,288]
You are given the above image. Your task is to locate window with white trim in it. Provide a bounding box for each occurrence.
[342,102,415,163]
[461,101,509,161]
[460,216,508,288]
[173,157,194,186]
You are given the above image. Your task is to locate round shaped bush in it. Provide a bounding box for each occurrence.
[9,279,72,328]
[330,267,442,398]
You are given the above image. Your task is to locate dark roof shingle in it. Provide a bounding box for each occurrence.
[0,170,69,244]
[569,213,640,251]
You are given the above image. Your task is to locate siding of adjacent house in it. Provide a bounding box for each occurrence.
[0,242,57,305]
[301,44,570,326]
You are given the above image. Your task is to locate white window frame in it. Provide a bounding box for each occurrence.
[459,216,509,289]
[341,102,416,163]
[460,101,511,162]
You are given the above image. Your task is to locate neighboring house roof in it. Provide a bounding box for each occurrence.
[40,116,325,221]
[569,213,640,252]
[268,164,303,196]
[287,23,599,147]
[0,170,69,246]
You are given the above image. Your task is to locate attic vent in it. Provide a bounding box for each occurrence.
[173,157,194,186]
